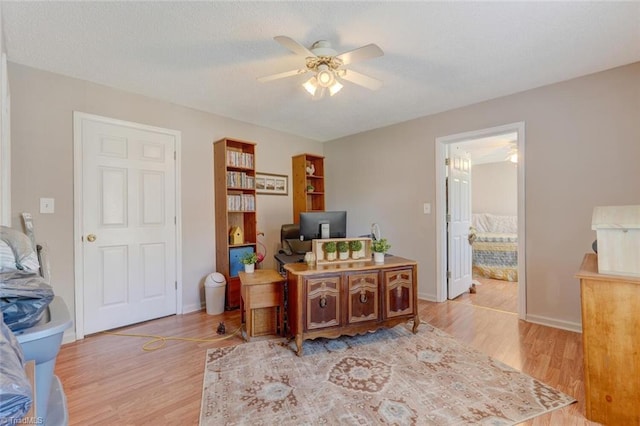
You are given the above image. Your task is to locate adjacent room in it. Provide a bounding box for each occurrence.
[1,2,639,425]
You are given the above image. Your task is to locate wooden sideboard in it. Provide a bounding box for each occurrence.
[575,253,640,425]
[284,255,420,355]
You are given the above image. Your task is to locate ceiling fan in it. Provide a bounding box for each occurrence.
[258,36,384,98]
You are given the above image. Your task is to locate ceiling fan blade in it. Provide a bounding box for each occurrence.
[335,43,383,66]
[274,36,315,57]
[257,68,309,83]
[339,69,383,91]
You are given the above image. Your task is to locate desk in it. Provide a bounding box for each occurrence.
[274,252,304,276]
[285,255,420,355]
[239,269,285,340]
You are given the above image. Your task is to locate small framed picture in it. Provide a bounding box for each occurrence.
[256,172,288,195]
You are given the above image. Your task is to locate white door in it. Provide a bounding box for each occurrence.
[447,153,473,299]
[78,114,177,334]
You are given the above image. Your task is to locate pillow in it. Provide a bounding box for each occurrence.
[0,241,15,272]
[0,227,40,272]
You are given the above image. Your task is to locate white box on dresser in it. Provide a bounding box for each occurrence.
[592,205,640,276]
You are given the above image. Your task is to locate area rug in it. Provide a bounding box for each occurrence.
[200,324,575,425]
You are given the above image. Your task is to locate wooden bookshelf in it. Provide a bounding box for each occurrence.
[292,154,325,223]
[213,137,257,310]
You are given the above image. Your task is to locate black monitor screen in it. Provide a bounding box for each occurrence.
[299,211,347,240]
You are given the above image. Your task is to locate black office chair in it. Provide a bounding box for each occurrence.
[279,224,311,255]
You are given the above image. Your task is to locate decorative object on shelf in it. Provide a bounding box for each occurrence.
[306,184,315,192]
[337,241,349,260]
[323,241,337,261]
[229,226,244,245]
[255,172,288,195]
[349,239,363,259]
[371,238,391,263]
[240,252,259,273]
[304,251,316,267]
[306,163,315,175]
[312,237,371,265]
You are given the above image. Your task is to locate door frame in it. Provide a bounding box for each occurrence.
[435,122,526,319]
[73,112,183,339]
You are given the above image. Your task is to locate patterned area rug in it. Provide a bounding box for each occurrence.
[200,324,575,425]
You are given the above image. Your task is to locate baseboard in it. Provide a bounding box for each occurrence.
[182,302,205,314]
[525,314,582,333]
[418,292,438,302]
[62,329,76,344]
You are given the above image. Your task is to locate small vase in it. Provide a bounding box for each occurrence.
[339,251,349,260]
[244,263,255,273]
[326,252,336,261]
[304,251,316,267]
[351,250,361,260]
[373,252,385,263]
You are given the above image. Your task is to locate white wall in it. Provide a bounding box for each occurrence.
[472,161,517,216]
[0,9,10,226]
[325,62,640,329]
[8,63,322,335]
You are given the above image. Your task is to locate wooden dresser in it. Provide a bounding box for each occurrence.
[284,255,420,355]
[575,253,640,425]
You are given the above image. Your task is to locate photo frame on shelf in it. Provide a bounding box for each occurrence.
[256,172,288,195]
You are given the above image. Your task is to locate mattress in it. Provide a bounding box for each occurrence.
[472,233,518,282]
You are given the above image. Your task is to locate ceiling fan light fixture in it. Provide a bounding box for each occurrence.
[303,76,318,96]
[329,80,343,96]
[316,65,335,88]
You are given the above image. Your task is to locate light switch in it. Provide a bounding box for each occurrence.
[423,203,431,215]
[40,198,55,214]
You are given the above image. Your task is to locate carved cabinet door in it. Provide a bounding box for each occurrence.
[383,268,414,319]
[346,272,379,324]
[305,274,341,330]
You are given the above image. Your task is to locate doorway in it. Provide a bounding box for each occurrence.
[435,122,526,319]
[73,112,183,338]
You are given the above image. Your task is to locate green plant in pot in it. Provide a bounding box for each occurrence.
[324,241,337,261]
[337,240,349,260]
[349,240,363,259]
[240,251,258,273]
[371,238,391,263]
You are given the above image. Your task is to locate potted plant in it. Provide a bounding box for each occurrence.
[323,241,337,261]
[371,238,391,263]
[240,251,258,273]
[349,240,363,259]
[337,240,349,260]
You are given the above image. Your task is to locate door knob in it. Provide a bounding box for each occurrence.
[86,234,97,242]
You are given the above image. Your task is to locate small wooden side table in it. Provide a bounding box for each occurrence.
[239,269,285,341]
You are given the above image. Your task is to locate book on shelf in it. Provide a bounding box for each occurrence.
[226,171,255,189]
[227,194,255,211]
[226,150,254,169]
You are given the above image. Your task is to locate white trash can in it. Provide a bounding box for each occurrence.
[204,273,226,315]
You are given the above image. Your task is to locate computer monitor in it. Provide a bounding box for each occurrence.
[299,211,347,240]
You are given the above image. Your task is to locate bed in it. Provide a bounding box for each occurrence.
[471,213,518,282]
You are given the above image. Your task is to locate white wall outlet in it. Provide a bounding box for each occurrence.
[40,198,55,214]
[423,202,431,215]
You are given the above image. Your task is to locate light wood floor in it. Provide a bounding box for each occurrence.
[54,300,599,425]
[452,275,518,313]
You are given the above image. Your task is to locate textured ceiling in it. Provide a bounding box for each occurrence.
[2,2,639,142]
